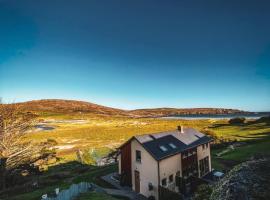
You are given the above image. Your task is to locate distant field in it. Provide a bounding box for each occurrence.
[26,114,212,162]
[25,113,270,168]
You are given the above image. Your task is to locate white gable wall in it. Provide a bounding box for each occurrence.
[131,139,159,199]
[159,153,181,192]
[197,143,212,177]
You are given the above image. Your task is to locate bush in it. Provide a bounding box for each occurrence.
[148,196,155,200]
[193,184,212,200]
[228,117,245,124]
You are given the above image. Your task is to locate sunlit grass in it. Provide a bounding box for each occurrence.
[25,114,270,165]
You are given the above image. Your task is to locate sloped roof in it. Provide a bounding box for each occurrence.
[130,127,213,160]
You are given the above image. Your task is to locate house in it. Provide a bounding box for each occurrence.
[117,126,213,200]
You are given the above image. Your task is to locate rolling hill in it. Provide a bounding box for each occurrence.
[10,99,247,117]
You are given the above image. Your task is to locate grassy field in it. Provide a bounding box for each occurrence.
[26,114,270,166]
[26,114,213,163]
[209,119,270,169]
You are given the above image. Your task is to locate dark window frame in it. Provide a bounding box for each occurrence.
[161,178,167,186]
[169,174,173,183]
[136,150,141,163]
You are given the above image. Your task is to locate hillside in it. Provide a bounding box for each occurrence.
[14,99,128,116]
[10,99,246,117]
[129,107,245,117]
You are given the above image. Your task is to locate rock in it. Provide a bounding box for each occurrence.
[210,158,270,200]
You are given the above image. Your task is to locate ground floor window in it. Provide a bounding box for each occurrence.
[169,174,173,183]
[199,156,209,177]
[161,178,167,186]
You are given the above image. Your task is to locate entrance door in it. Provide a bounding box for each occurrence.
[134,170,140,193]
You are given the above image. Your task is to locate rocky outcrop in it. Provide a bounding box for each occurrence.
[210,158,270,200]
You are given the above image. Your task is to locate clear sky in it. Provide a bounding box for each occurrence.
[0,0,269,111]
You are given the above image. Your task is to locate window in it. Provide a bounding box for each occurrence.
[159,145,168,152]
[169,174,173,183]
[136,150,141,163]
[169,143,177,149]
[161,178,167,186]
[176,171,180,177]
[206,143,209,148]
[199,156,210,177]
[148,183,153,191]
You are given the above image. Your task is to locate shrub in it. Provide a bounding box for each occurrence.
[228,117,245,124]
[193,184,212,200]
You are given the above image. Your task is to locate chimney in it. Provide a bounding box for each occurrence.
[177,125,184,133]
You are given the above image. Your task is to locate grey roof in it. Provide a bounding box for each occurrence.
[133,128,213,160]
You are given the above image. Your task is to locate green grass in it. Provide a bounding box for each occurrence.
[26,115,213,163]
[76,191,120,200]
[209,119,270,171]
[221,139,270,161]
[5,163,117,200]
[25,114,270,169]
[209,121,270,141]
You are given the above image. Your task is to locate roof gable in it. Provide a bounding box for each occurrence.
[120,127,213,161]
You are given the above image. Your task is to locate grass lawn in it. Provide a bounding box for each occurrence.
[221,139,270,161]
[76,191,129,200]
[209,119,270,170]
[5,163,117,200]
[76,191,125,200]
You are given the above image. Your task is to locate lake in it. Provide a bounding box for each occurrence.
[162,113,270,120]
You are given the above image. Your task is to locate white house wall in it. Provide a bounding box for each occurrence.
[159,153,181,191]
[197,143,211,177]
[131,139,159,200]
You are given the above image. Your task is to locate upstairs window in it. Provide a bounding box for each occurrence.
[169,143,177,149]
[136,150,141,163]
[202,143,208,149]
[159,145,168,152]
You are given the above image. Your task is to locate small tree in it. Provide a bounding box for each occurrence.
[0,103,46,189]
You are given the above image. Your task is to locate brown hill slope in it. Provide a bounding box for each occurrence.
[14,99,128,116]
[8,99,246,117]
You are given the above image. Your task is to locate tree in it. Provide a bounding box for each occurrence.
[0,103,46,189]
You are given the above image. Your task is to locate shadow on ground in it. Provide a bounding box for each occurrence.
[0,161,118,200]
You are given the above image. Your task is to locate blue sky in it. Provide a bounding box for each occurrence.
[0,0,270,111]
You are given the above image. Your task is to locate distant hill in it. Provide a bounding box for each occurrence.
[14,99,128,116]
[10,99,248,117]
[129,107,246,117]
